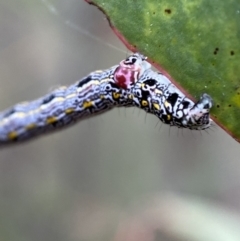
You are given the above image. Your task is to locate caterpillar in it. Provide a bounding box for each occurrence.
[0,53,213,145]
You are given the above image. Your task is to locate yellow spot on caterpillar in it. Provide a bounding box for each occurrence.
[14,112,25,118]
[8,131,18,140]
[153,103,160,110]
[25,123,36,130]
[83,101,93,109]
[100,78,111,83]
[46,116,57,124]
[66,93,77,99]
[95,70,103,73]
[100,95,105,99]
[128,94,133,99]
[141,100,148,107]
[54,97,65,102]
[91,80,99,85]
[65,108,74,114]
[112,92,120,99]
[155,89,163,95]
[164,101,171,108]
[167,115,171,121]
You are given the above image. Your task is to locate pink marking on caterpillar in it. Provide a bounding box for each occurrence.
[113,54,151,89]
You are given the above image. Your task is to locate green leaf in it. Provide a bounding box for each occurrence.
[86,0,240,142]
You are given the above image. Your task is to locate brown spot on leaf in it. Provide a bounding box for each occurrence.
[230,50,235,56]
[165,9,172,14]
[213,47,219,55]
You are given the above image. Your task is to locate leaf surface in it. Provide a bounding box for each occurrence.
[87,0,240,142]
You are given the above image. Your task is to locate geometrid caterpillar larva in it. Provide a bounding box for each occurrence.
[0,53,213,145]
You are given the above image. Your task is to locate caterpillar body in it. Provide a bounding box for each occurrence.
[0,53,213,145]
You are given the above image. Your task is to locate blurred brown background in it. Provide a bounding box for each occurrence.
[0,1,240,241]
